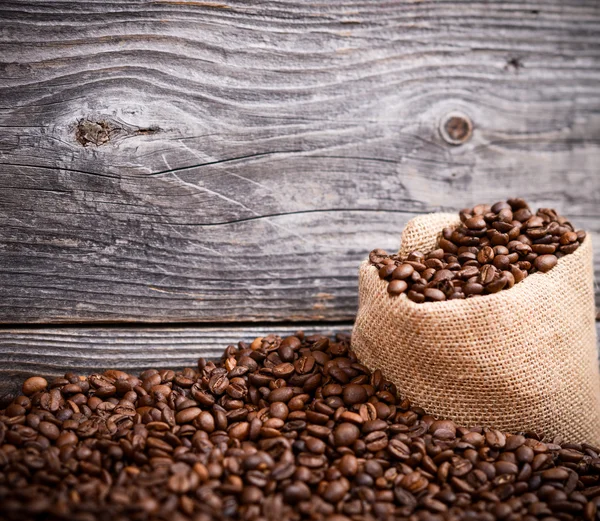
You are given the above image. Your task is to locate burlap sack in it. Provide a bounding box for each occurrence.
[352,213,600,445]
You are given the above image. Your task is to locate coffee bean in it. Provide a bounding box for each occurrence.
[322,383,342,397]
[269,387,294,403]
[477,246,495,264]
[38,421,60,441]
[492,254,510,270]
[407,290,425,303]
[370,200,584,302]
[295,356,315,374]
[388,439,411,459]
[2,331,597,521]
[560,231,578,245]
[284,481,311,504]
[513,207,532,222]
[423,288,446,301]
[485,429,506,449]
[439,237,458,254]
[365,431,388,452]
[379,264,396,279]
[430,420,456,439]
[273,363,295,379]
[516,445,535,463]
[485,276,507,294]
[323,479,349,503]
[561,242,579,254]
[55,431,77,447]
[388,279,408,295]
[465,216,486,230]
[342,384,367,405]
[505,434,526,451]
[479,264,497,285]
[392,264,414,280]
[458,266,479,280]
[228,421,250,440]
[463,282,483,295]
[542,467,570,481]
[534,254,558,273]
[338,454,359,476]
[433,269,454,281]
[369,249,388,264]
[22,377,48,396]
[333,422,360,446]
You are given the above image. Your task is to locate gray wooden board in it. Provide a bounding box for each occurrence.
[0,324,352,404]
[0,1,599,324]
[1,323,598,406]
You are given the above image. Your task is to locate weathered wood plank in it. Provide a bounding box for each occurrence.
[0,322,597,406]
[0,324,352,404]
[0,1,599,323]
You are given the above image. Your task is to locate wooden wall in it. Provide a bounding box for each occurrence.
[0,0,599,402]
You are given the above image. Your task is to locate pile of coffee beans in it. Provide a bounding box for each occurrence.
[2,332,600,521]
[370,199,586,302]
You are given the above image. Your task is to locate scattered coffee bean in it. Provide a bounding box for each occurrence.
[342,384,367,405]
[2,332,599,521]
[22,376,48,396]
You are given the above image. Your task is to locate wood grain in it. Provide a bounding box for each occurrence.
[0,1,599,323]
[0,324,351,404]
[1,322,597,406]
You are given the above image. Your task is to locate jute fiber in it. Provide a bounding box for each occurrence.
[352,213,600,445]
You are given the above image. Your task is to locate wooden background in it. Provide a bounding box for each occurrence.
[0,0,599,402]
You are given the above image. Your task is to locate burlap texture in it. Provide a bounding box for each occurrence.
[352,213,600,445]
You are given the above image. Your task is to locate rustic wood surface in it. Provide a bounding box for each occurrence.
[1,323,598,406]
[0,0,599,324]
[0,325,351,405]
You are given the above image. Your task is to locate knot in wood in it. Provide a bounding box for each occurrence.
[76,119,113,147]
[440,112,473,146]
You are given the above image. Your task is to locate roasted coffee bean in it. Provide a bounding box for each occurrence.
[333,422,360,446]
[430,420,456,439]
[458,266,479,280]
[370,249,388,264]
[268,387,294,403]
[465,215,486,230]
[283,481,311,504]
[2,331,598,521]
[541,467,570,481]
[423,288,446,301]
[392,264,414,280]
[379,264,396,279]
[534,254,558,273]
[485,276,507,294]
[38,421,60,441]
[463,282,484,295]
[175,407,202,424]
[477,246,495,264]
[370,199,585,302]
[388,279,408,295]
[407,290,425,303]
[295,356,315,374]
[273,363,295,379]
[22,377,48,396]
[342,384,367,405]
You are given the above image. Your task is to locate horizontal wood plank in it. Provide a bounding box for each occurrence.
[1,322,597,406]
[0,1,599,323]
[0,324,352,405]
